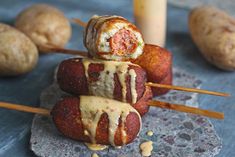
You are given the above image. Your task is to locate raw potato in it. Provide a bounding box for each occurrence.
[189,6,235,71]
[0,23,38,76]
[15,4,71,53]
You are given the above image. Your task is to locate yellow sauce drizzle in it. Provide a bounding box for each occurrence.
[146,130,153,136]
[129,69,137,103]
[82,58,138,103]
[91,153,99,157]
[80,96,141,146]
[85,143,108,151]
[140,141,153,157]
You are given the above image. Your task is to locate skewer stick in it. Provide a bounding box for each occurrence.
[72,18,230,97]
[46,47,88,57]
[41,44,88,57]
[145,83,230,97]
[0,100,224,120]
[0,102,50,116]
[148,100,224,119]
[72,18,87,27]
[55,18,230,97]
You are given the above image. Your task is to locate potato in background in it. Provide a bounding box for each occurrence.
[15,4,71,53]
[0,23,38,76]
[189,6,235,71]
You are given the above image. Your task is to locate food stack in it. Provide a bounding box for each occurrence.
[54,15,172,147]
[0,4,227,156]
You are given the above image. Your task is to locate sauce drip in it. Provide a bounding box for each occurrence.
[91,153,99,157]
[140,141,153,157]
[80,96,141,146]
[146,130,153,136]
[82,58,138,104]
[85,143,108,151]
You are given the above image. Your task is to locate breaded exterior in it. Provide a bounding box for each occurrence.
[51,97,141,146]
[57,58,147,104]
[57,58,89,95]
[84,15,144,61]
[152,68,172,96]
[132,86,153,116]
[133,44,172,96]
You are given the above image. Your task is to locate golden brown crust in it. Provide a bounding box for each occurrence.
[132,85,152,116]
[52,97,140,146]
[57,58,147,104]
[152,67,172,96]
[57,58,89,95]
[133,44,172,96]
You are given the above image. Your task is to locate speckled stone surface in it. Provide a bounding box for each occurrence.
[30,67,221,157]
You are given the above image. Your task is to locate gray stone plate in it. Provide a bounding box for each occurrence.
[30,67,221,157]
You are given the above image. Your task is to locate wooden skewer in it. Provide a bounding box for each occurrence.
[145,82,230,97]
[72,18,87,27]
[41,44,88,57]
[0,102,50,116]
[40,45,231,97]
[0,100,224,119]
[72,18,230,97]
[34,18,229,98]
[40,47,231,97]
[46,47,88,57]
[148,100,224,119]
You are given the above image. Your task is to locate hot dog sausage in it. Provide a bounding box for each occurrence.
[84,15,144,61]
[51,96,142,146]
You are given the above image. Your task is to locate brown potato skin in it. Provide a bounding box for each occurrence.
[133,44,173,96]
[0,23,38,76]
[57,58,147,104]
[129,65,147,103]
[51,97,141,146]
[15,4,71,53]
[189,6,235,71]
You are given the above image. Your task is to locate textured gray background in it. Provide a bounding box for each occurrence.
[0,0,235,157]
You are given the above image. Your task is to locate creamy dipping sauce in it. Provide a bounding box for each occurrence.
[146,130,153,136]
[140,141,153,157]
[85,143,108,151]
[91,153,99,157]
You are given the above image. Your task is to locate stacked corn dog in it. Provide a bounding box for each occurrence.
[55,15,171,146]
[0,13,226,150]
